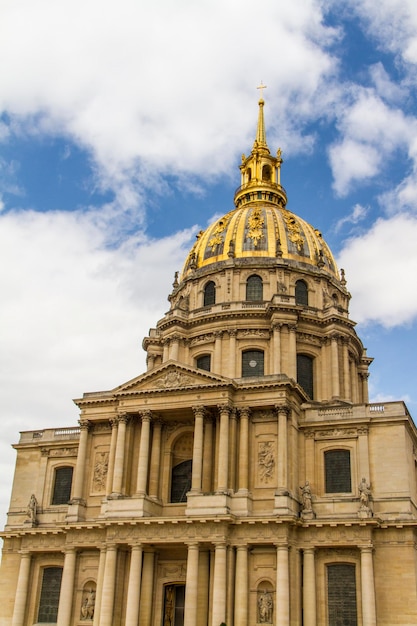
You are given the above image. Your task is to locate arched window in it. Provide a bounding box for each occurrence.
[51,466,73,505]
[327,564,357,625]
[196,354,211,372]
[242,350,264,377]
[203,281,215,306]
[246,275,263,301]
[170,432,193,503]
[295,280,308,305]
[297,354,313,398]
[262,164,272,181]
[325,449,352,493]
[37,566,63,623]
[170,460,192,503]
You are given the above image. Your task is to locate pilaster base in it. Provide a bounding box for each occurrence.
[185,493,231,516]
[100,495,163,519]
[273,493,298,517]
[66,500,86,522]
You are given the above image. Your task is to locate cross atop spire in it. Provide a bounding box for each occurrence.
[256,81,267,100]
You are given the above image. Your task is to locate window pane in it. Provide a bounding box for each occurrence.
[295,280,308,305]
[297,354,313,398]
[325,450,351,493]
[204,281,215,306]
[246,275,263,301]
[196,355,211,372]
[52,466,73,505]
[38,567,63,623]
[171,459,192,503]
[242,350,264,377]
[327,564,357,626]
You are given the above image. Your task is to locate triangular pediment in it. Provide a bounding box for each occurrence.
[114,361,233,396]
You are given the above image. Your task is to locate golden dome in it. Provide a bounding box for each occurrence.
[181,203,338,279]
[181,97,338,281]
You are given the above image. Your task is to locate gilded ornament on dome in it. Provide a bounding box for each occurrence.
[246,207,265,247]
[207,216,230,251]
[282,209,305,253]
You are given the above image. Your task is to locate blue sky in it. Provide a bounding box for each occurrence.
[1,0,417,527]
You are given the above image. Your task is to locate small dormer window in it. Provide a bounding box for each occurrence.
[203,281,215,306]
[295,280,308,305]
[246,275,263,301]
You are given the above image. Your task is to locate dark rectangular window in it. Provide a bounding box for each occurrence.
[52,466,73,505]
[297,354,313,398]
[242,350,264,377]
[196,355,211,371]
[325,450,351,493]
[327,563,357,625]
[38,566,63,623]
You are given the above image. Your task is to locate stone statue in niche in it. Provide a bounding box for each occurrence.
[258,589,273,623]
[80,588,96,620]
[25,494,38,525]
[358,477,372,518]
[300,481,315,519]
[258,441,275,483]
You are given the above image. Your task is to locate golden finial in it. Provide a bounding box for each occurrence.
[257,81,267,100]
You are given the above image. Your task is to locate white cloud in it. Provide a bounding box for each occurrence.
[0,0,339,200]
[337,213,417,326]
[0,208,196,527]
[329,91,412,195]
[334,203,368,232]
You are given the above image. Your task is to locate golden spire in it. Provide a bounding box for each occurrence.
[254,82,269,151]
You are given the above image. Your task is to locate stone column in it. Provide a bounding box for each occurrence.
[125,544,143,626]
[184,543,200,626]
[202,417,214,493]
[213,331,223,374]
[162,338,170,362]
[191,407,205,493]
[288,325,297,379]
[211,543,227,626]
[234,546,248,626]
[198,551,210,626]
[139,551,155,626]
[169,334,180,361]
[11,551,31,626]
[272,323,281,374]
[303,548,316,626]
[106,418,118,497]
[342,339,351,401]
[99,545,117,626]
[56,548,77,626]
[228,330,237,378]
[148,420,162,500]
[351,359,359,404]
[146,353,155,371]
[320,338,329,401]
[361,373,370,404]
[229,409,238,492]
[93,546,106,626]
[360,546,377,626]
[111,414,129,497]
[72,419,90,502]
[330,335,340,398]
[276,544,290,626]
[217,405,231,493]
[237,408,250,494]
[276,406,289,494]
[136,411,152,495]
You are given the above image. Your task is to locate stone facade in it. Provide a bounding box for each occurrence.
[1,100,417,626]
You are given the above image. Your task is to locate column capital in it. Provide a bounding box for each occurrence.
[109,417,118,429]
[239,406,251,419]
[117,413,129,425]
[139,410,153,422]
[275,404,290,418]
[78,419,91,431]
[218,403,233,415]
[192,405,206,419]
